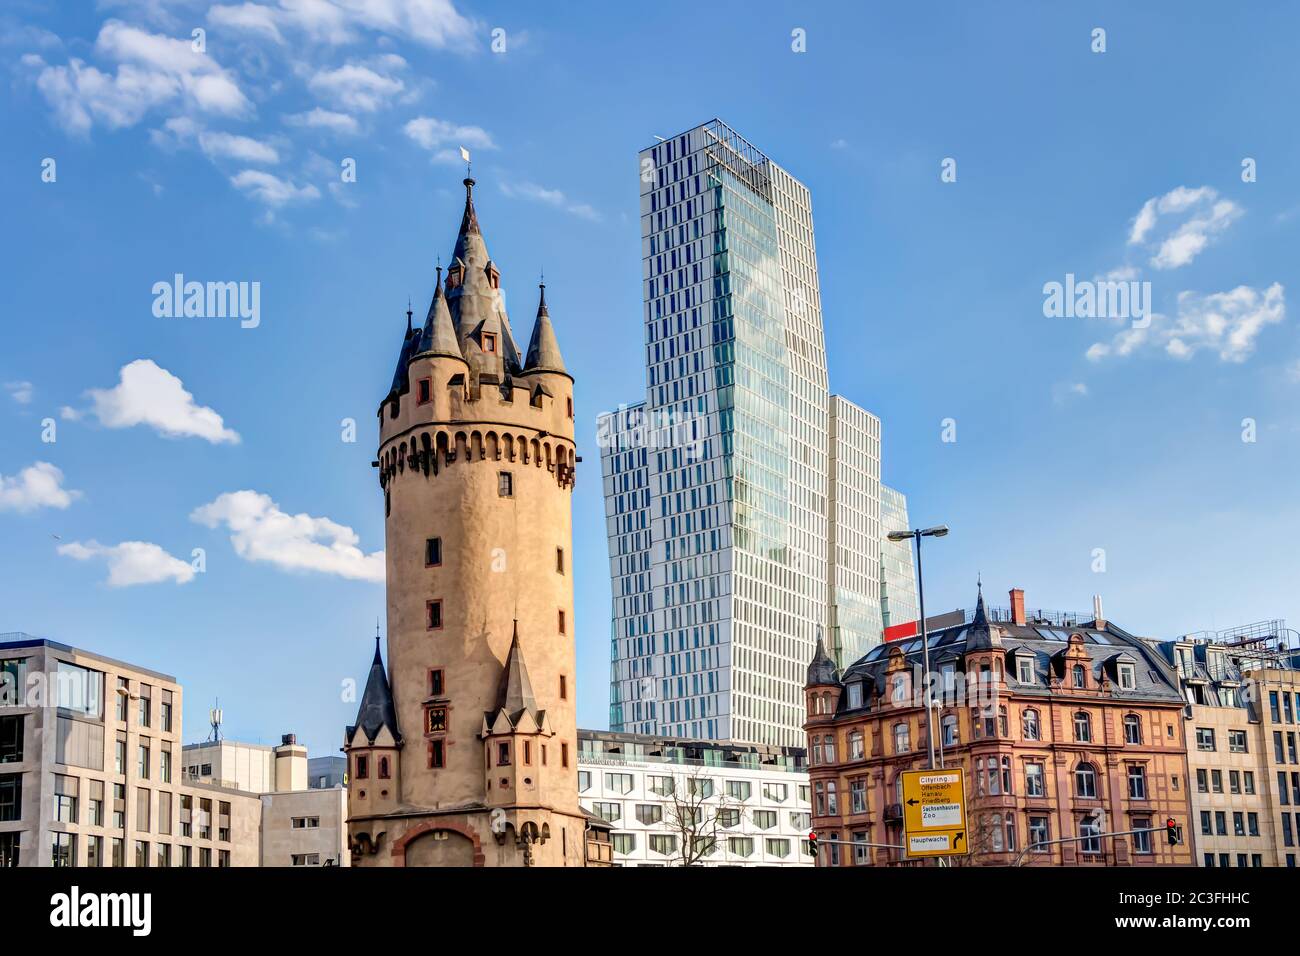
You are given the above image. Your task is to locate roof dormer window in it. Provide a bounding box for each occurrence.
[482,332,497,354]
[1072,663,1087,688]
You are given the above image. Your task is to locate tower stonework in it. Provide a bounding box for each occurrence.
[345,177,590,867]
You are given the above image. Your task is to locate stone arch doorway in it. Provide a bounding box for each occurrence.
[403,829,477,867]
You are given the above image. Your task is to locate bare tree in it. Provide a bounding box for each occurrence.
[662,765,735,867]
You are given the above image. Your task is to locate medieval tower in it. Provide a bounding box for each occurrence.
[344,176,589,866]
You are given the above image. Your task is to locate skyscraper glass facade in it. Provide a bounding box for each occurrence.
[602,120,911,747]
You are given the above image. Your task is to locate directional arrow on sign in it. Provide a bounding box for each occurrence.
[953,831,964,848]
[906,798,919,806]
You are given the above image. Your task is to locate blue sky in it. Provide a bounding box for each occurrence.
[3,0,1299,758]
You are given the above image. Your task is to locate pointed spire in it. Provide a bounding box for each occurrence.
[966,581,1000,650]
[496,620,539,719]
[523,280,568,375]
[972,581,989,628]
[388,308,418,397]
[416,265,463,360]
[806,626,839,687]
[459,177,480,237]
[351,631,400,743]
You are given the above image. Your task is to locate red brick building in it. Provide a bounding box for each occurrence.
[803,587,1194,866]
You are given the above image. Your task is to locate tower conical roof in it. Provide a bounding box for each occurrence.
[387,308,418,397]
[806,631,839,687]
[350,636,400,743]
[445,177,522,378]
[494,621,539,721]
[416,265,463,360]
[523,282,568,375]
[965,583,1001,651]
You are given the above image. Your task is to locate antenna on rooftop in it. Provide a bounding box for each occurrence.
[208,699,223,743]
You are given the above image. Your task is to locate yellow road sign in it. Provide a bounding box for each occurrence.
[900,768,969,858]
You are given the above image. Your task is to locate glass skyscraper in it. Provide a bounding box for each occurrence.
[600,120,915,747]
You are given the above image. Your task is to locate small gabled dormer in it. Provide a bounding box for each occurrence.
[1007,646,1037,685]
[1053,633,1094,691]
[1103,651,1139,692]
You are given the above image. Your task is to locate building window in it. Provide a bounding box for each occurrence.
[497,742,511,766]
[355,754,369,779]
[636,803,662,825]
[1022,708,1040,741]
[1197,769,1208,793]
[560,674,568,700]
[378,757,390,779]
[558,610,566,635]
[649,834,676,856]
[1229,730,1247,753]
[592,802,620,823]
[847,682,863,709]
[54,774,79,823]
[138,684,151,728]
[160,690,173,733]
[726,780,751,801]
[556,547,565,574]
[429,740,445,769]
[1127,764,1147,800]
[1075,763,1098,798]
[561,743,569,768]
[612,833,636,855]
[848,730,865,759]
[767,838,791,859]
[498,471,513,497]
[1211,770,1223,793]
[0,774,20,822]
[1132,817,1153,854]
[417,378,431,405]
[607,773,634,795]
[1124,714,1142,745]
[1072,663,1087,688]
[1118,663,1136,690]
[893,722,910,753]
[1029,816,1049,853]
[941,714,958,746]
[51,833,76,868]
[425,537,442,567]
[482,332,497,354]
[728,837,754,858]
[1026,760,1045,797]
[566,396,574,419]
[1073,711,1092,743]
[718,808,740,828]
[850,778,867,814]
[1079,819,1102,855]
[1196,727,1216,752]
[426,600,443,630]
[1017,657,1034,684]
[754,809,778,829]
[430,669,445,697]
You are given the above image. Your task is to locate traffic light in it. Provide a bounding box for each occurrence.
[1166,818,1179,845]
[808,831,818,858]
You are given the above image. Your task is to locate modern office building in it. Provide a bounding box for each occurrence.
[1158,622,1300,868]
[601,119,915,748]
[0,634,349,867]
[308,755,347,790]
[577,729,811,866]
[0,635,261,868]
[879,484,919,633]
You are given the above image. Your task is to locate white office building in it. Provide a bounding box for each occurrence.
[578,729,811,867]
[601,120,915,747]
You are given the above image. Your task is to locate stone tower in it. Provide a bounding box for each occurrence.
[345,176,587,867]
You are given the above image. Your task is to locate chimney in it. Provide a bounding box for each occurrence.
[1009,588,1026,626]
[1093,595,1106,629]
[273,732,308,792]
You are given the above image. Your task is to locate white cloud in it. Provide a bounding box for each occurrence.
[200,130,280,163]
[403,115,494,157]
[191,490,384,582]
[1125,186,1241,270]
[284,107,358,134]
[230,169,320,205]
[1052,381,1089,404]
[498,178,601,222]
[77,359,240,443]
[5,381,33,404]
[208,2,286,42]
[204,0,478,49]
[27,19,251,134]
[0,462,80,513]
[309,60,404,112]
[1086,283,1285,364]
[57,539,195,587]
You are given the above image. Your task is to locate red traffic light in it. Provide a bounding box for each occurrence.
[808,831,818,842]
[1165,818,1179,846]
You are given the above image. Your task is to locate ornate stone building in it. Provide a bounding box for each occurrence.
[344,177,599,866]
[803,586,1194,866]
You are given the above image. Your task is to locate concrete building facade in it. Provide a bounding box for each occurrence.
[344,173,596,867]
[578,729,811,866]
[0,636,260,868]
[1160,624,1300,867]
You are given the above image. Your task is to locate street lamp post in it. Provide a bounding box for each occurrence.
[887,525,948,772]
